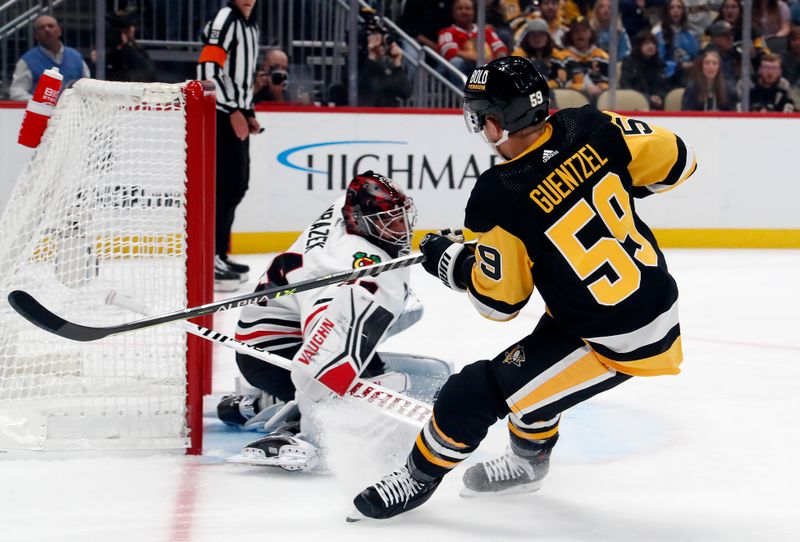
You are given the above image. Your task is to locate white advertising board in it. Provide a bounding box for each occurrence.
[2,106,799,248]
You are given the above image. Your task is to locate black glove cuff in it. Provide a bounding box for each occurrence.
[454,253,474,290]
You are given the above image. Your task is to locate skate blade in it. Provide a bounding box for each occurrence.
[346,509,367,522]
[459,480,543,498]
[225,447,314,471]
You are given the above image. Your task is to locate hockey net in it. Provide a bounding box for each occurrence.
[0,80,215,454]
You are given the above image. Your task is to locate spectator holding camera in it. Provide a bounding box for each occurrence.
[359,18,413,106]
[254,48,289,103]
[105,11,155,82]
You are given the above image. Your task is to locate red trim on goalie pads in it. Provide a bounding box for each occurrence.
[318,362,357,396]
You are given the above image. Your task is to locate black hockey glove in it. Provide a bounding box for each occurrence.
[420,229,475,293]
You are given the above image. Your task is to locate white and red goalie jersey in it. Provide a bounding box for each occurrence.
[235,197,412,400]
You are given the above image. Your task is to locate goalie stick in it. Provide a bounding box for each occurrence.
[105,290,432,428]
[7,251,425,343]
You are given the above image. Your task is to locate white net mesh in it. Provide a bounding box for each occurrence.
[0,80,193,452]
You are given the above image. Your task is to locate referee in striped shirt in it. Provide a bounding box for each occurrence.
[197,0,260,291]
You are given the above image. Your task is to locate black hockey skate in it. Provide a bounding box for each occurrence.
[460,446,552,497]
[347,466,441,521]
[216,394,259,426]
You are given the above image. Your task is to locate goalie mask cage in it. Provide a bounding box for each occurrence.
[0,80,215,455]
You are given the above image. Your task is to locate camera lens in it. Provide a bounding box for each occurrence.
[270,71,288,85]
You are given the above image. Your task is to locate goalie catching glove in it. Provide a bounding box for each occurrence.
[419,229,475,293]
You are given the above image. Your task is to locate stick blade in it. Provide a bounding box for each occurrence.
[7,290,108,342]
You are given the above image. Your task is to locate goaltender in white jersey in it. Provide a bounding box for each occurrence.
[219,171,451,470]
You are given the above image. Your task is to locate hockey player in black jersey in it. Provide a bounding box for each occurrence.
[349,56,697,521]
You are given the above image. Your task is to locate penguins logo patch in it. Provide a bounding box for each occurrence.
[502,345,525,367]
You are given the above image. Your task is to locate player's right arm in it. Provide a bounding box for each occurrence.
[197,7,238,113]
[420,226,534,322]
[605,112,697,198]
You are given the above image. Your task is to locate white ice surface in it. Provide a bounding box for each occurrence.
[2,249,799,541]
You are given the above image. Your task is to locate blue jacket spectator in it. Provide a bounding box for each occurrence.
[10,15,90,100]
[591,0,632,58]
[654,0,700,83]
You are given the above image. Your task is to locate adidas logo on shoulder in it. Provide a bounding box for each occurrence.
[542,150,559,162]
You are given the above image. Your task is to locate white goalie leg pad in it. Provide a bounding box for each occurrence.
[385,288,424,339]
[290,286,395,401]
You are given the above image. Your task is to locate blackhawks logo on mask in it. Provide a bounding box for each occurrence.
[353,252,382,268]
[502,344,525,367]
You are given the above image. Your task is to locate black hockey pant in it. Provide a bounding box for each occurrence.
[407,313,632,482]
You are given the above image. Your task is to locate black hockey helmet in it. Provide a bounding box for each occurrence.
[342,171,417,257]
[463,56,550,136]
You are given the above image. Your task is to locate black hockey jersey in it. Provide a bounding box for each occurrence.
[464,106,697,376]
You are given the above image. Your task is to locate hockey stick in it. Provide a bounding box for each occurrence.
[105,290,432,428]
[7,252,425,343]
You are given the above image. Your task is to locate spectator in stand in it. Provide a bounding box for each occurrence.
[752,0,791,39]
[399,0,454,50]
[682,48,739,110]
[620,30,671,108]
[561,0,594,26]
[516,0,568,47]
[745,53,796,110]
[438,0,509,76]
[358,17,413,106]
[683,0,713,41]
[711,0,772,61]
[9,15,90,101]
[591,0,633,58]
[105,11,156,82]
[512,18,563,87]
[620,0,653,40]
[715,0,745,41]
[704,20,743,85]
[253,48,290,103]
[554,16,610,98]
[654,0,700,86]
[488,0,535,49]
[780,26,800,103]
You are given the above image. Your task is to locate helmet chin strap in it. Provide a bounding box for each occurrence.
[481,128,511,159]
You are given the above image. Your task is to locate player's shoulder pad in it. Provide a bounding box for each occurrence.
[550,105,611,141]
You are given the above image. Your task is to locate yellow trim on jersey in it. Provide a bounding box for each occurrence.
[605,112,696,189]
[510,350,612,415]
[415,434,458,468]
[472,226,535,308]
[504,123,554,164]
[594,336,683,376]
[431,414,469,449]
[508,421,559,441]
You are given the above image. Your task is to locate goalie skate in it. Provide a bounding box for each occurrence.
[225,433,319,471]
